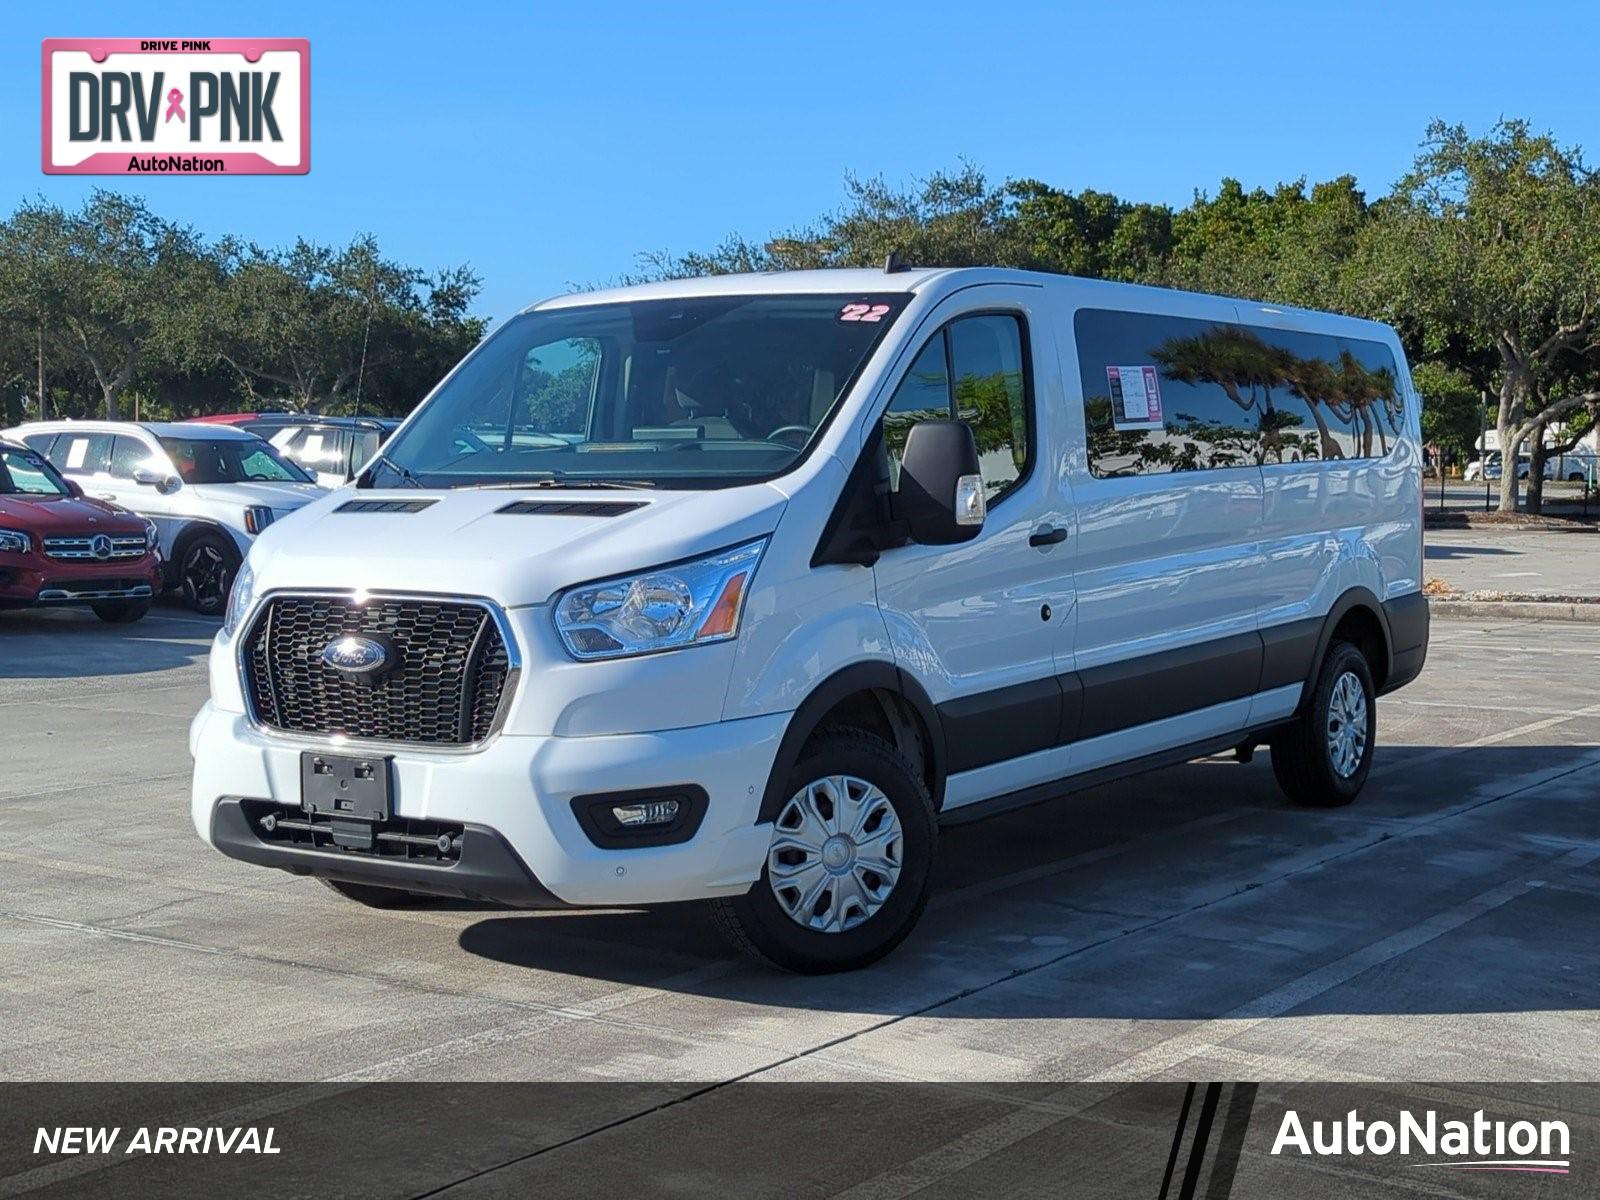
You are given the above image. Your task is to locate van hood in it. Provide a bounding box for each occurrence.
[247,484,789,607]
[0,493,146,535]
[191,480,326,511]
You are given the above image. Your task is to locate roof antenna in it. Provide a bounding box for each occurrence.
[883,252,909,274]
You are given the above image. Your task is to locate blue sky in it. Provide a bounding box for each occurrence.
[8,0,1600,321]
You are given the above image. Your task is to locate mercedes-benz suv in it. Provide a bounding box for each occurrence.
[0,438,162,623]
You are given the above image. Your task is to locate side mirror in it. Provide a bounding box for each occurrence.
[894,419,985,544]
[64,478,84,499]
[157,475,182,495]
[132,467,165,487]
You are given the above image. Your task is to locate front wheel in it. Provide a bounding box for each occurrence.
[714,731,936,973]
[1270,640,1377,807]
[179,532,240,615]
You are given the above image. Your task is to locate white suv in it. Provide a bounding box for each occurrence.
[190,268,1428,971]
[7,421,326,613]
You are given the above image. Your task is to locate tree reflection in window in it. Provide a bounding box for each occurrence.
[1077,311,1404,477]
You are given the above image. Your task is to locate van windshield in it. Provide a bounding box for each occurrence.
[368,293,909,489]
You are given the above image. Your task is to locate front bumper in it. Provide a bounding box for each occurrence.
[0,554,163,608]
[189,702,784,906]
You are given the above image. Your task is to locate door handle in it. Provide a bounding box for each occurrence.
[1029,525,1069,547]
[95,492,117,502]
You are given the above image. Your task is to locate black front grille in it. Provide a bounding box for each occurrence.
[244,595,514,745]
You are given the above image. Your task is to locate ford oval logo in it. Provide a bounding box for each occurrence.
[320,635,389,676]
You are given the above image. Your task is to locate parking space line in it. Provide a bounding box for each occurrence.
[1081,843,1600,1082]
[1369,700,1600,781]
[703,748,1600,1093]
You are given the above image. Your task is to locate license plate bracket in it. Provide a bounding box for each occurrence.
[300,751,392,823]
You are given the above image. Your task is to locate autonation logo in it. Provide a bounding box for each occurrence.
[1273,1107,1572,1175]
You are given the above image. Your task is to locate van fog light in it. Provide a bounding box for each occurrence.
[611,799,681,828]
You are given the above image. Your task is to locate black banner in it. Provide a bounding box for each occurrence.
[2,1083,1593,1198]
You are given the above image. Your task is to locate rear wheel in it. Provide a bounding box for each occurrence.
[319,878,436,908]
[1270,640,1377,807]
[179,532,240,615]
[91,599,151,624]
[714,730,936,973]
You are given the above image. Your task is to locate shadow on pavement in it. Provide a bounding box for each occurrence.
[0,603,216,679]
[1423,543,1518,559]
[457,742,1600,1021]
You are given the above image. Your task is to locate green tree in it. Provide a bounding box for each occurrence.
[199,235,484,414]
[1358,120,1600,512]
[1167,175,1369,310]
[4,192,207,419]
[1410,361,1483,470]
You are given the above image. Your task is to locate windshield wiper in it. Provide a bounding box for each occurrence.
[362,454,424,489]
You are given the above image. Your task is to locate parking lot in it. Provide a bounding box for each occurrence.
[2,605,1597,1085]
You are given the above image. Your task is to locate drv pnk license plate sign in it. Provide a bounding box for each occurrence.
[42,39,310,175]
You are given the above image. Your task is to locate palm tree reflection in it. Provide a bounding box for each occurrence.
[1088,325,1402,475]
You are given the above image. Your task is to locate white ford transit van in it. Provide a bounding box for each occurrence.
[190,267,1428,972]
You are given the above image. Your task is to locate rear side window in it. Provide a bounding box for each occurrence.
[55,433,112,476]
[882,313,1032,501]
[1074,309,1405,477]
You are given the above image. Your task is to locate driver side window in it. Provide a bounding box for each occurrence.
[881,313,1032,501]
[517,338,600,437]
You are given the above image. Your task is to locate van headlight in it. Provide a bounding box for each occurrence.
[222,558,255,638]
[0,528,31,554]
[554,538,766,660]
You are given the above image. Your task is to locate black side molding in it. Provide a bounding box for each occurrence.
[1380,591,1429,693]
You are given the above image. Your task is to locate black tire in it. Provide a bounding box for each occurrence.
[179,531,240,616]
[714,730,936,973]
[1270,640,1377,808]
[91,599,151,624]
[319,878,435,909]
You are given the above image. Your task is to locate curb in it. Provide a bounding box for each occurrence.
[1430,599,1600,623]
[1425,518,1598,533]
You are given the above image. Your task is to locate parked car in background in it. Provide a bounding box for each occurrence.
[0,438,162,623]
[1464,449,1597,482]
[192,414,401,487]
[4,421,325,614]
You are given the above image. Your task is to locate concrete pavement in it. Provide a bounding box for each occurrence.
[1426,528,1600,599]
[1,604,1597,1086]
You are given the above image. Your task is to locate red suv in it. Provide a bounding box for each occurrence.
[0,438,163,623]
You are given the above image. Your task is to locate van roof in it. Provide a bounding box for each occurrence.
[527,267,956,311]
[523,267,1398,339]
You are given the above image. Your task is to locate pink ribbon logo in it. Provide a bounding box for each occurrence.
[164,88,185,123]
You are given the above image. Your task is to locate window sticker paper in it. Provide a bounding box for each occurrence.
[1107,365,1164,431]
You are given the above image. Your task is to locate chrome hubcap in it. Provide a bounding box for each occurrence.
[1326,671,1370,778]
[767,774,903,933]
